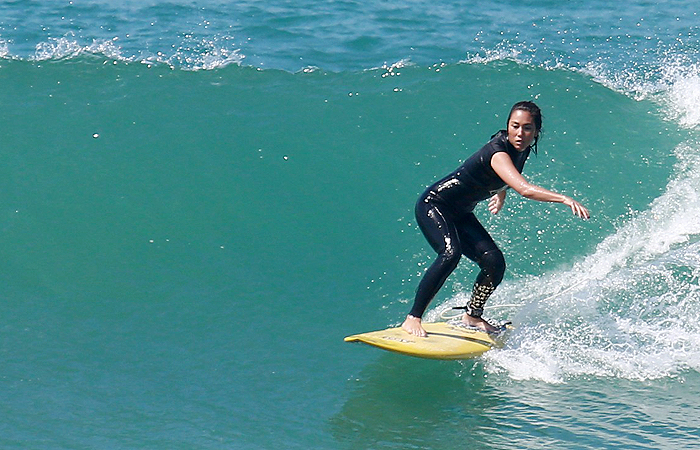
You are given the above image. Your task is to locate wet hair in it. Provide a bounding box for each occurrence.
[508,101,542,154]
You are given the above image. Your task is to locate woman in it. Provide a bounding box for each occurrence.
[402,101,589,337]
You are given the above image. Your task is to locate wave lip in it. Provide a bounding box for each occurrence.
[33,36,124,61]
[14,34,246,71]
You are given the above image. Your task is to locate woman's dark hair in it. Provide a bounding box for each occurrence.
[508,101,543,154]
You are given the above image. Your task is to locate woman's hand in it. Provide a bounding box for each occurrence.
[488,191,506,215]
[563,197,590,219]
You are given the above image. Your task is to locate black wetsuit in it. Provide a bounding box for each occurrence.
[409,130,531,319]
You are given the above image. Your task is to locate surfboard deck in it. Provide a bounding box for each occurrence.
[344,321,508,360]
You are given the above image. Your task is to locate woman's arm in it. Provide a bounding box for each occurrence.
[491,152,590,219]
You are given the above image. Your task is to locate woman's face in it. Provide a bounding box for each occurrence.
[507,109,538,151]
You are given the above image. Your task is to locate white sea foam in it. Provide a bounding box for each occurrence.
[474,138,700,382]
[461,43,534,68]
[165,36,245,71]
[580,52,700,130]
[0,39,9,59]
[28,35,245,71]
[665,72,700,128]
[32,36,124,61]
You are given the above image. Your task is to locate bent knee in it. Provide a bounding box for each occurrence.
[479,249,506,284]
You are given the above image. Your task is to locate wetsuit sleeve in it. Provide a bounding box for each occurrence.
[480,136,509,178]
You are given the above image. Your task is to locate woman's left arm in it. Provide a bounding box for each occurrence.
[488,190,507,215]
[491,152,590,219]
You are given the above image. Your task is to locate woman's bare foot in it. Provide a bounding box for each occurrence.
[401,315,427,337]
[462,313,499,333]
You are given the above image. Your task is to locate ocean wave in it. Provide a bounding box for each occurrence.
[472,137,700,383]
[4,34,246,71]
[457,40,700,130]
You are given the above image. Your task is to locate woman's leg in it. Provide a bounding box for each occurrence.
[403,199,462,336]
[457,213,506,330]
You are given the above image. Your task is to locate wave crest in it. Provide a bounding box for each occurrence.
[24,34,245,71]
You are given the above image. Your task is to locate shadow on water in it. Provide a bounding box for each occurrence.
[329,351,514,450]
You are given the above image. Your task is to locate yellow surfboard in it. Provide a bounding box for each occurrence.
[344,322,508,360]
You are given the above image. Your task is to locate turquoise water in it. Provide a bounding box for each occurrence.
[2,1,700,448]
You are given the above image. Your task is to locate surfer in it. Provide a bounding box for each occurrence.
[402,101,589,337]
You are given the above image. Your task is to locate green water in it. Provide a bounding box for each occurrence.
[1,56,698,448]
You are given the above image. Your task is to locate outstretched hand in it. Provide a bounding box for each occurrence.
[564,197,590,219]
